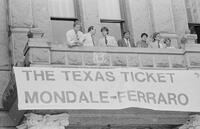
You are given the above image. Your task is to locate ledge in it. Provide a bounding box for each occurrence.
[24,41,197,69]
[50,45,185,54]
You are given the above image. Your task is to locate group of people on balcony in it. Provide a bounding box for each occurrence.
[66,21,175,48]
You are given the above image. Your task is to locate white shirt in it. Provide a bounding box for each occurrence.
[83,33,95,46]
[66,29,84,46]
[150,40,165,48]
[98,35,117,47]
[124,38,131,47]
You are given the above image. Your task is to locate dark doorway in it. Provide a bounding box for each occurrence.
[189,23,200,44]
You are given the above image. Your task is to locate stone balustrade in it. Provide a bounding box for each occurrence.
[23,38,200,69]
[160,33,179,48]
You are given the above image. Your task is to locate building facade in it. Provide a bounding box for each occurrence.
[1,0,200,128]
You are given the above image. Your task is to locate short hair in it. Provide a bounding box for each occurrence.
[73,21,81,27]
[141,33,148,38]
[164,37,171,43]
[88,26,94,32]
[123,31,130,36]
[101,26,109,34]
[152,32,160,41]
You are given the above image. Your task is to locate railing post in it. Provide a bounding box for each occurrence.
[24,28,51,66]
[185,44,200,69]
[160,33,179,48]
[184,34,198,44]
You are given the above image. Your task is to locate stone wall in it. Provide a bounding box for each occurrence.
[9,0,33,64]
[24,40,200,69]
[128,0,153,42]
[172,0,189,38]
[0,0,11,109]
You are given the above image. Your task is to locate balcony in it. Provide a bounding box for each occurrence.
[23,39,200,70]
[3,32,200,127]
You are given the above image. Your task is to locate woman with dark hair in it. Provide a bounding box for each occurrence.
[149,32,165,48]
[136,33,149,48]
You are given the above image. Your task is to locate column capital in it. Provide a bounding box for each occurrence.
[17,113,69,129]
[184,34,198,44]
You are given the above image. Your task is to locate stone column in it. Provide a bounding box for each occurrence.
[9,0,33,28]
[160,33,179,48]
[31,0,53,41]
[171,0,189,37]
[128,0,153,42]
[185,34,198,44]
[17,113,69,129]
[0,0,11,108]
[23,28,50,66]
[150,0,179,47]
[9,0,33,65]
[150,0,176,33]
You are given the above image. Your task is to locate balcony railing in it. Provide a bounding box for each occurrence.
[23,38,200,69]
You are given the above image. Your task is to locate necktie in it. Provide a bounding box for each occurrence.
[127,39,130,47]
[105,36,108,45]
[75,32,79,41]
[91,35,95,46]
[158,41,160,48]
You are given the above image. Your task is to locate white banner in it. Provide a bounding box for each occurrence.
[14,67,200,111]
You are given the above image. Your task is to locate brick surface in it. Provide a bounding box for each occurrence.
[111,54,127,66]
[31,48,50,64]
[170,55,186,68]
[155,55,170,68]
[0,0,10,66]
[83,53,97,66]
[188,53,200,67]
[9,0,33,27]
[12,31,29,64]
[31,0,52,40]
[127,54,139,67]
[51,51,65,65]
[140,54,154,67]
[66,52,83,66]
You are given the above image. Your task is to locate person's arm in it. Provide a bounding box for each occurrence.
[117,39,122,47]
[108,37,118,47]
[130,38,136,47]
[77,32,84,46]
[66,31,78,47]
[136,41,140,48]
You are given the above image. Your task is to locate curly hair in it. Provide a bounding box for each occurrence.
[152,32,160,42]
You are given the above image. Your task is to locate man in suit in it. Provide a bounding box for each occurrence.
[117,31,135,47]
[98,26,118,47]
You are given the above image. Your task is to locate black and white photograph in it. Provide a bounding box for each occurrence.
[0,0,200,129]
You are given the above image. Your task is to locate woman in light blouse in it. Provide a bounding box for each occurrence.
[149,32,165,48]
